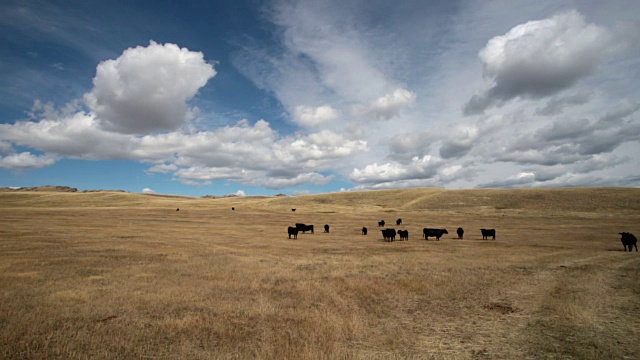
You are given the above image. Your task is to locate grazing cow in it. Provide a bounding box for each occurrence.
[398,230,409,241]
[324,224,330,233]
[292,209,296,212]
[619,232,638,252]
[396,218,402,226]
[457,227,464,239]
[362,227,368,235]
[480,229,496,240]
[378,220,385,227]
[381,228,397,242]
[288,226,299,239]
[423,228,448,241]
[295,223,314,234]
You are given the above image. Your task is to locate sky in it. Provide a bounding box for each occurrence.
[1,0,639,197]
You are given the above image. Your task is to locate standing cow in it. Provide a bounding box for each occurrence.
[620,232,638,252]
[423,228,448,241]
[398,230,409,241]
[288,226,299,239]
[481,228,496,240]
[296,223,314,234]
[381,228,397,242]
[362,227,368,235]
[457,227,464,239]
[396,218,402,226]
[324,224,330,233]
[378,220,385,227]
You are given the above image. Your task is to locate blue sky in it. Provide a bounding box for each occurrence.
[1,0,639,196]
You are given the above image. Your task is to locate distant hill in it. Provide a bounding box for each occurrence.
[1,186,639,213]
[0,186,78,192]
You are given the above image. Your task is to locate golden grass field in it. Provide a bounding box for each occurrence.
[1,187,639,359]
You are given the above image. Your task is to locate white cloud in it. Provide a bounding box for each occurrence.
[0,141,12,155]
[84,41,216,134]
[0,152,58,169]
[234,190,246,196]
[464,10,612,115]
[352,88,416,120]
[350,155,443,185]
[141,188,156,194]
[292,105,338,126]
[146,163,178,174]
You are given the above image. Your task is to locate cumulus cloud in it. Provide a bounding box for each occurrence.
[292,105,338,126]
[146,163,178,174]
[274,130,368,168]
[0,152,58,169]
[439,124,480,159]
[141,188,156,194]
[84,41,216,134]
[234,190,246,196]
[477,171,537,188]
[464,10,612,115]
[350,155,443,185]
[0,141,11,155]
[478,169,640,189]
[352,88,416,120]
[246,172,334,189]
[498,102,640,165]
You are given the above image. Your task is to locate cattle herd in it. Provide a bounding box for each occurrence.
[287,218,497,243]
[285,217,637,252]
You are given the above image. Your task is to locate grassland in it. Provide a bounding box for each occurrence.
[1,187,639,359]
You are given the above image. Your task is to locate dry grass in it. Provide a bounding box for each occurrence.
[1,187,639,359]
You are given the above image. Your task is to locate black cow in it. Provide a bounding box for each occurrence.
[232,207,235,211]
[378,220,385,227]
[381,228,397,242]
[396,218,402,226]
[423,228,448,241]
[398,229,409,241]
[292,208,296,212]
[457,227,464,239]
[288,226,299,239]
[620,232,638,252]
[176,208,179,211]
[362,227,368,235]
[324,224,330,233]
[296,223,314,234]
[481,228,496,240]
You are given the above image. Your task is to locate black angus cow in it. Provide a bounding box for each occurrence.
[398,230,409,241]
[295,223,314,234]
[378,220,385,227]
[292,208,296,212]
[324,224,330,233]
[481,228,496,240]
[396,218,402,226]
[362,227,368,235]
[381,228,397,242]
[457,227,464,239]
[620,232,638,252]
[423,228,448,241]
[288,226,299,239]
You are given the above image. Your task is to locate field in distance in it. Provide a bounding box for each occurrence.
[1,187,639,359]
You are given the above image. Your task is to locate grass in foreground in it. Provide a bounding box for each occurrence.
[0,188,639,359]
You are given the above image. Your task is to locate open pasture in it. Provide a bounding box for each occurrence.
[1,187,639,359]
